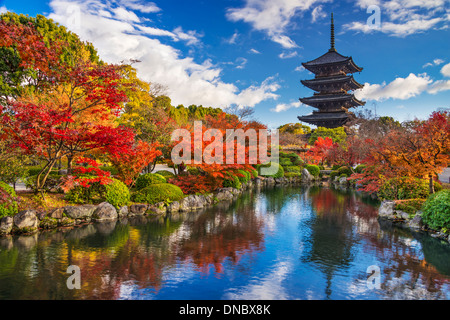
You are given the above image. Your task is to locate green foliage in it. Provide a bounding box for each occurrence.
[0,181,18,218]
[378,177,429,200]
[283,166,301,173]
[279,158,293,166]
[100,166,119,176]
[132,183,184,205]
[355,164,367,174]
[250,169,258,178]
[339,173,348,178]
[394,199,426,215]
[284,172,301,178]
[337,166,353,177]
[155,170,175,179]
[308,127,347,145]
[25,173,63,192]
[222,175,242,189]
[104,179,130,209]
[278,123,311,135]
[187,167,201,175]
[257,162,284,178]
[305,164,320,177]
[330,170,339,180]
[421,190,450,231]
[135,173,166,190]
[65,178,130,209]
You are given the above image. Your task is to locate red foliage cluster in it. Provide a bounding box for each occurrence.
[169,175,222,195]
[61,157,112,191]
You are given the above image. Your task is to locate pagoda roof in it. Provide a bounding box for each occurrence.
[302,50,363,74]
[300,93,365,108]
[297,111,353,128]
[301,75,363,91]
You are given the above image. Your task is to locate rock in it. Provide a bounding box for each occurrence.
[92,202,118,221]
[58,217,75,227]
[255,178,262,186]
[147,202,167,215]
[408,214,423,230]
[265,177,275,185]
[180,195,205,211]
[215,188,234,202]
[301,168,314,183]
[64,205,96,220]
[0,216,13,235]
[167,201,180,213]
[378,201,396,219]
[397,210,410,220]
[49,207,64,219]
[118,206,128,217]
[129,204,148,215]
[339,177,348,185]
[39,217,58,229]
[58,169,68,175]
[13,210,39,233]
[203,194,214,205]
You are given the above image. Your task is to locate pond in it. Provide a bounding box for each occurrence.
[0,186,449,300]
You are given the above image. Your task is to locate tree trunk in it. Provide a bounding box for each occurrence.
[429,174,435,195]
[67,155,73,174]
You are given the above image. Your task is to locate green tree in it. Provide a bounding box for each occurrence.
[309,127,347,145]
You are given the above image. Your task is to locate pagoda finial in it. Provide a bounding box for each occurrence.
[329,12,336,52]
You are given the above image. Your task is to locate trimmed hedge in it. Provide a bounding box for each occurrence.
[135,173,167,190]
[283,166,301,173]
[155,170,175,179]
[104,179,130,209]
[378,177,429,200]
[284,172,301,178]
[305,164,320,177]
[132,183,184,205]
[257,162,284,178]
[0,181,18,218]
[421,190,450,231]
[223,175,242,189]
[394,199,426,215]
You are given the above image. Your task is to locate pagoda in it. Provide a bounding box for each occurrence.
[298,13,365,128]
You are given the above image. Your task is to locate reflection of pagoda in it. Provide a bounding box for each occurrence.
[298,13,365,128]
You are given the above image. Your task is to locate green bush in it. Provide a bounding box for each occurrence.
[339,173,348,178]
[284,166,301,173]
[25,173,63,191]
[279,158,293,167]
[135,173,167,190]
[330,170,339,180]
[337,166,352,177]
[155,170,175,179]
[394,199,426,215]
[257,162,284,178]
[434,181,443,193]
[0,181,18,218]
[421,190,450,231]
[236,170,249,183]
[305,164,320,177]
[132,183,184,205]
[284,172,301,178]
[355,164,367,174]
[100,166,119,176]
[223,175,242,189]
[250,169,258,178]
[104,179,130,209]
[65,178,130,209]
[378,177,429,200]
[331,165,341,171]
[285,152,303,166]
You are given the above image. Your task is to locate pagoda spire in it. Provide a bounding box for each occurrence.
[329,13,336,52]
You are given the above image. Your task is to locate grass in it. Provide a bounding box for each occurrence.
[16,191,68,212]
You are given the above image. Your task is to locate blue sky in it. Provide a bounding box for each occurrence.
[1,0,449,129]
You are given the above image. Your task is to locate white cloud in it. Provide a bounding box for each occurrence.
[112,6,140,22]
[226,32,239,44]
[423,58,445,68]
[0,6,7,14]
[278,51,298,59]
[311,5,327,23]
[344,0,448,37]
[119,0,161,13]
[47,0,280,109]
[249,48,261,54]
[235,57,248,69]
[355,73,433,101]
[226,0,328,48]
[441,62,450,77]
[271,101,301,112]
[428,80,450,94]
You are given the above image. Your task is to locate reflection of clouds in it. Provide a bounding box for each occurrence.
[382,277,450,300]
[222,260,292,300]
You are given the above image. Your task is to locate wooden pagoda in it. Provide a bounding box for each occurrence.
[298,13,365,128]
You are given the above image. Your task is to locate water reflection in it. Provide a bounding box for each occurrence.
[0,186,449,300]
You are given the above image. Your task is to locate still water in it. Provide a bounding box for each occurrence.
[0,186,449,300]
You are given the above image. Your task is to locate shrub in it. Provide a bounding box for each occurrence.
[25,173,63,192]
[305,164,320,177]
[156,170,175,179]
[330,170,339,180]
[339,173,348,178]
[378,177,429,200]
[104,179,130,209]
[284,166,301,173]
[286,152,303,166]
[394,199,426,215]
[434,181,443,193]
[236,170,249,183]
[284,172,301,178]
[331,165,341,171]
[222,175,242,189]
[279,158,293,167]
[135,173,166,190]
[0,181,18,218]
[100,166,119,176]
[250,169,258,178]
[65,178,130,209]
[355,164,367,174]
[132,183,184,204]
[421,190,450,231]
[257,162,284,178]
[169,175,220,194]
[337,166,353,177]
